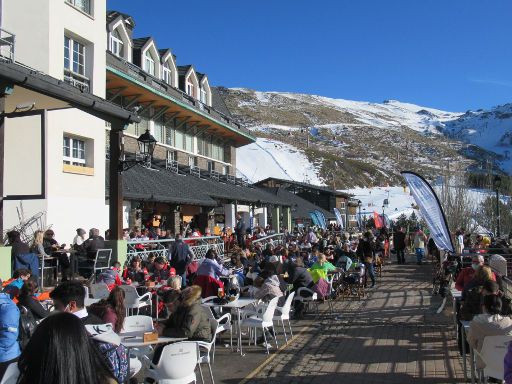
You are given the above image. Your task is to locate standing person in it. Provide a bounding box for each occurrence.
[457,229,465,255]
[168,234,194,288]
[235,214,246,249]
[6,231,36,277]
[15,312,117,384]
[357,231,376,288]
[413,228,427,265]
[393,227,406,264]
[0,291,20,381]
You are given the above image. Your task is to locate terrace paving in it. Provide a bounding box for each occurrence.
[211,254,465,383]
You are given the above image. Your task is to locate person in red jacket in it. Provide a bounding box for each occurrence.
[455,255,495,291]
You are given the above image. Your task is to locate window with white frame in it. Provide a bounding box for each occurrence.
[109,29,124,58]
[222,165,229,175]
[64,36,86,76]
[65,0,92,15]
[144,51,155,76]
[184,133,193,153]
[207,161,214,173]
[174,129,184,149]
[186,78,195,98]
[153,120,164,143]
[162,62,172,85]
[188,156,197,168]
[200,88,207,104]
[166,150,176,162]
[63,136,86,166]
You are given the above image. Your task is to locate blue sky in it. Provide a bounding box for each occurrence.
[107,0,512,112]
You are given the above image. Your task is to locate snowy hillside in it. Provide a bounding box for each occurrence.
[236,138,323,184]
[224,88,509,188]
[444,104,512,173]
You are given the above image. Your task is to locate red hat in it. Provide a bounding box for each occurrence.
[169,267,176,277]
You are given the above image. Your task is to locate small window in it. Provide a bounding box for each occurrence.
[110,29,124,58]
[64,36,85,76]
[162,62,172,85]
[153,120,164,143]
[184,133,193,153]
[63,136,86,166]
[186,78,195,98]
[222,165,229,175]
[66,0,92,15]
[144,51,155,76]
[166,150,176,162]
[200,88,207,104]
[188,156,197,168]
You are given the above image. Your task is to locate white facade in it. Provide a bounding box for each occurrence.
[2,0,108,243]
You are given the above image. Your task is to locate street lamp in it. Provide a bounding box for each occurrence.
[357,200,362,230]
[119,129,157,172]
[494,175,502,238]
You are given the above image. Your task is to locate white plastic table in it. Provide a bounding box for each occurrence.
[121,333,186,383]
[203,297,259,355]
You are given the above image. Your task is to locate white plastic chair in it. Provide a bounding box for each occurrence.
[121,315,154,359]
[119,285,152,316]
[241,296,279,354]
[145,341,200,384]
[473,335,512,382]
[295,287,319,314]
[121,315,154,333]
[273,292,295,343]
[202,306,233,358]
[0,363,19,384]
[90,283,110,299]
[83,285,100,306]
[197,319,219,384]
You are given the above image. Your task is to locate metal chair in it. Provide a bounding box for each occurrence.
[78,249,112,282]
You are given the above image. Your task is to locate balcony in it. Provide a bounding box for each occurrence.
[64,70,90,93]
[0,29,15,63]
[106,52,254,142]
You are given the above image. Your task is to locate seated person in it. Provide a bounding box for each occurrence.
[309,254,338,283]
[82,228,105,260]
[254,269,284,303]
[3,269,31,299]
[196,249,230,280]
[97,265,123,291]
[43,229,71,281]
[18,277,49,320]
[144,254,157,274]
[336,254,353,272]
[156,286,211,341]
[455,255,495,291]
[88,286,125,333]
[467,294,512,370]
[122,256,149,284]
[155,275,181,316]
[151,256,172,282]
[462,265,494,301]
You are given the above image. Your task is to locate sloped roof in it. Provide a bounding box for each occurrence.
[262,187,336,220]
[106,11,135,28]
[211,87,232,118]
[113,165,291,207]
[132,37,152,50]
[255,177,351,198]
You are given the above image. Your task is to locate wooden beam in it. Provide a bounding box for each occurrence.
[124,94,142,109]
[194,125,210,138]
[150,106,169,121]
[137,101,155,115]
[174,116,191,130]
[107,87,127,102]
[163,111,180,126]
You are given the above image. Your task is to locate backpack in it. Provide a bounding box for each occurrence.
[18,305,37,350]
[96,341,128,383]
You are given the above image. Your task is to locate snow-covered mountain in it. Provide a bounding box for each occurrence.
[220,88,510,187]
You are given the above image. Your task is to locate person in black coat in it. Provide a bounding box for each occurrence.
[357,232,376,288]
[235,214,246,249]
[393,227,407,264]
[18,278,49,320]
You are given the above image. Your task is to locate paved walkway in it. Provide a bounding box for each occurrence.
[215,255,465,383]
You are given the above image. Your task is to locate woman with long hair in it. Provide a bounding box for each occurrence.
[18,278,49,320]
[88,286,126,333]
[29,230,49,257]
[16,312,116,384]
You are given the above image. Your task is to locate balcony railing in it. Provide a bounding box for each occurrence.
[165,159,179,173]
[0,29,15,63]
[63,70,90,93]
[106,52,252,138]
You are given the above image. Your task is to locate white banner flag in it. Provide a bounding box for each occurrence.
[333,208,345,229]
[401,171,454,253]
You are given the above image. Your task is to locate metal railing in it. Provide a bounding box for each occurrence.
[126,236,225,264]
[0,28,15,63]
[63,71,90,93]
[251,233,285,248]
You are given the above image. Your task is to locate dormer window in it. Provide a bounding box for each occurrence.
[200,88,207,104]
[162,62,172,85]
[144,51,155,76]
[186,79,195,98]
[110,29,124,58]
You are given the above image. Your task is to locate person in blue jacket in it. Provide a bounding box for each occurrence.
[0,291,20,380]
